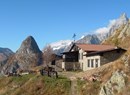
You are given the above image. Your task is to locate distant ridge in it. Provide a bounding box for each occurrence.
[0,48,14,68]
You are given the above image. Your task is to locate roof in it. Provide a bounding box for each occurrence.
[86,47,126,56]
[76,44,116,52]
[62,43,126,55]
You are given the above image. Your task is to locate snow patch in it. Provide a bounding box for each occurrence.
[81,35,85,39]
[50,40,72,50]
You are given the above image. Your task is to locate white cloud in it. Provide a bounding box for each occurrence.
[95,19,116,34]
[95,27,109,34]
[83,14,128,36]
[109,19,116,27]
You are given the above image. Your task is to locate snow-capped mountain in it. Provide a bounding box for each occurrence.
[77,34,101,44]
[99,13,129,40]
[50,40,72,55]
[78,13,129,44]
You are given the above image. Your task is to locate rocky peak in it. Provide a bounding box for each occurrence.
[114,13,129,27]
[119,13,129,22]
[102,15,130,48]
[16,36,41,54]
[1,36,43,74]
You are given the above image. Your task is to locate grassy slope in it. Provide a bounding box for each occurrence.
[0,74,71,95]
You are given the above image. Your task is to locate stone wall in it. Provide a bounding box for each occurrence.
[55,59,63,71]
[64,62,80,71]
[100,50,125,66]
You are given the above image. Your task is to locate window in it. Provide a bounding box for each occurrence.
[91,59,94,67]
[95,59,99,67]
[88,59,90,67]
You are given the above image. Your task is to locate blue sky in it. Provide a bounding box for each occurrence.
[0,0,130,52]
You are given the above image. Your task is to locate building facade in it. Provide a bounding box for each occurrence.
[62,44,126,71]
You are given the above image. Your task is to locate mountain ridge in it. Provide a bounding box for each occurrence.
[50,13,129,54]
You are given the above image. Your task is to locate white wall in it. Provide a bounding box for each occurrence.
[82,55,101,71]
[62,62,65,69]
[78,49,87,70]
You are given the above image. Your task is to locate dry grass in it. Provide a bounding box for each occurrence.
[0,74,71,95]
[77,79,101,95]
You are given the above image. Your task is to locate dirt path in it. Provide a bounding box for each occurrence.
[58,72,79,95]
[70,77,78,95]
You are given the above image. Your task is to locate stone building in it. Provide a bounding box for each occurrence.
[62,43,126,71]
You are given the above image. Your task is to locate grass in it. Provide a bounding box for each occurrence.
[11,74,34,84]
[0,74,71,95]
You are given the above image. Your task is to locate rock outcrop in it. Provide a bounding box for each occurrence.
[99,70,126,95]
[2,36,43,74]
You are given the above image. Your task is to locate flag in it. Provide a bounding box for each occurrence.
[72,33,76,38]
